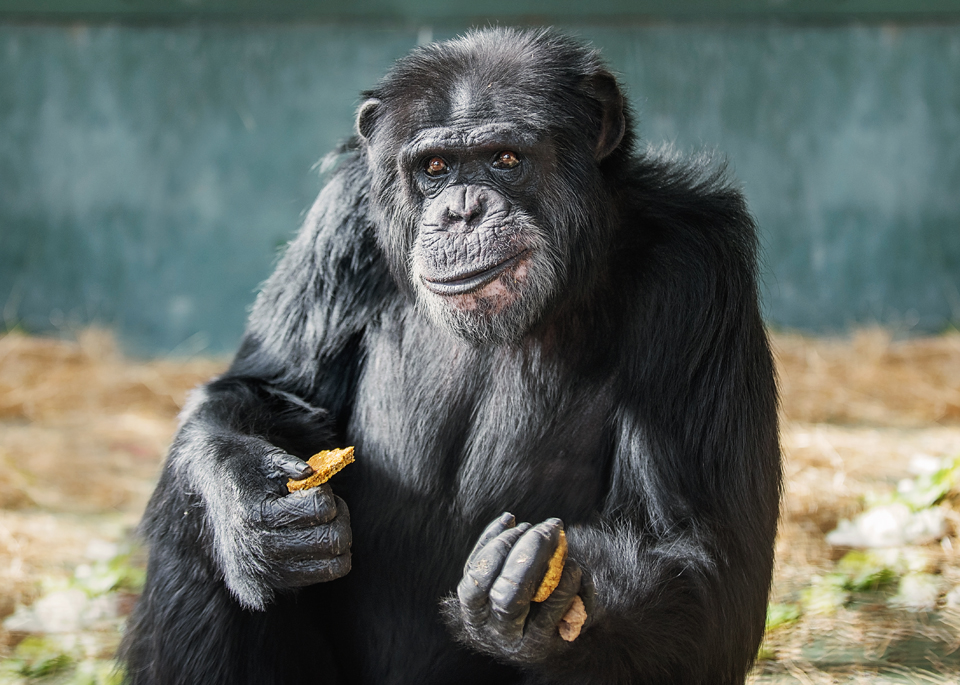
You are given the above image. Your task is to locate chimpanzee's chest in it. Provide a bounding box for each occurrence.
[347,313,614,526]
[324,313,614,683]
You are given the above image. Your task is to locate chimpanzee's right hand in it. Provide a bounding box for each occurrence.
[183,436,352,610]
[259,449,353,586]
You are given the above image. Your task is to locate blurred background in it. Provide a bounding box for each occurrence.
[1,1,959,683]
[2,0,960,354]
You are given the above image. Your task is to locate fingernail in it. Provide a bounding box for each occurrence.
[500,512,515,526]
[300,465,315,477]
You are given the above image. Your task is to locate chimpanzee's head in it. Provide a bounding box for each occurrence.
[356,29,629,345]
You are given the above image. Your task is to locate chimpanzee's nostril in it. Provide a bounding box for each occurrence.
[445,198,484,228]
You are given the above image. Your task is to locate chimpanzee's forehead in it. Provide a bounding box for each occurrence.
[392,74,555,140]
[370,30,598,147]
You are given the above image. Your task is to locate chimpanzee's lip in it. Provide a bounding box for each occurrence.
[421,250,528,296]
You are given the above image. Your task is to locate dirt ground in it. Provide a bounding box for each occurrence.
[1,327,960,682]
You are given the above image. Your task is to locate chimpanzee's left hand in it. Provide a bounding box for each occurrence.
[452,512,596,663]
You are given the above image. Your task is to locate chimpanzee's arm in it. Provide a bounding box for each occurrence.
[120,155,393,684]
[120,380,348,685]
[551,306,781,685]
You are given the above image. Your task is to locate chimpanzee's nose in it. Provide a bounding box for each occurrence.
[443,185,486,229]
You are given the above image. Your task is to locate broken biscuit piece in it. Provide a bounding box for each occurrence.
[532,528,567,602]
[286,446,355,492]
[558,595,587,642]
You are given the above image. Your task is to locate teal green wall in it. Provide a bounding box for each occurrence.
[2,18,959,353]
[3,0,960,22]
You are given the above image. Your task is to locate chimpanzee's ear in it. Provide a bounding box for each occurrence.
[586,72,625,161]
[356,98,381,143]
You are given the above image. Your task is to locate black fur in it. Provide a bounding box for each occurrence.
[121,28,781,685]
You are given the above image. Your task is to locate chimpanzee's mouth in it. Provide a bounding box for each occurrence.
[421,250,528,296]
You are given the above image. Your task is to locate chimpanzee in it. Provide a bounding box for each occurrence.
[121,27,781,685]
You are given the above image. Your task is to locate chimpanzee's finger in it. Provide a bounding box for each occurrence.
[487,519,562,638]
[465,512,516,571]
[279,553,352,587]
[264,450,314,481]
[261,484,338,528]
[262,503,352,559]
[526,558,583,637]
[458,523,531,624]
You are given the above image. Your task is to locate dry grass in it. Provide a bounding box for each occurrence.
[0,328,223,425]
[771,329,960,600]
[0,329,224,618]
[774,328,960,426]
[762,328,960,681]
[1,326,960,680]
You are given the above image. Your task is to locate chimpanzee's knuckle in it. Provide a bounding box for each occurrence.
[333,495,350,521]
[260,494,302,528]
[280,552,352,587]
[319,520,351,557]
[458,573,489,608]
[334,515,353,549]
[488,579,525,618]
[479,539,514,569]
[260,529,288,557]
[324,553,351,580]
[310,486,338,524]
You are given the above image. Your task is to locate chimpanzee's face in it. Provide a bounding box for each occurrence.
[357,41,624,346]
[398,119,563,345]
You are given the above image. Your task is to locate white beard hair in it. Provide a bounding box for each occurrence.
[411,222,563,346]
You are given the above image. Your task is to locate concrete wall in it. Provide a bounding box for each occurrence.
[2,16,959,354]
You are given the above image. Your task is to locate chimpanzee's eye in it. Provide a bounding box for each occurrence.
[425,157,449,176]
[492,151,520,169]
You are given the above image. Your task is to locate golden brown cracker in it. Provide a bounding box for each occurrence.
[532,528,567,602]
[286,446,355,492]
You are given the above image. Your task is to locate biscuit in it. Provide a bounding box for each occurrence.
[532,529,567,602]
[286,446,355,491]
[559,595,587,642]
